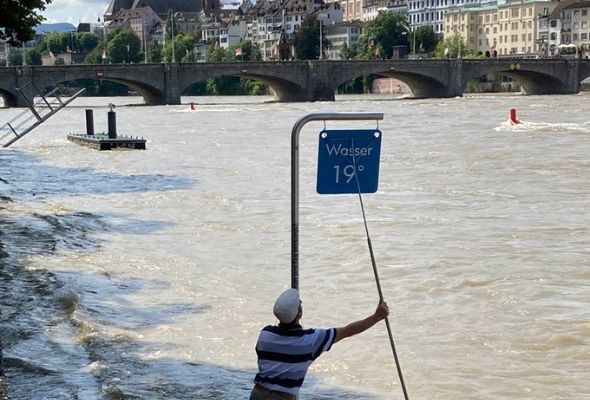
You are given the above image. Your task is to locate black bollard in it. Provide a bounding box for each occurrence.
[107,110,117,139]
[85,109,94,135]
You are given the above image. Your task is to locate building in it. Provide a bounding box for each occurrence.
[560,0,590,46]
[108,6,164,51]
[323,20,363,58]
[408,0,499,36]
[443,0,558,56]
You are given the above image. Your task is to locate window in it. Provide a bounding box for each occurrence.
[511,8,519,18]
[550,20,557,27]
[582,33,588,40]
[550,32,557,40]
[493,27,497,34]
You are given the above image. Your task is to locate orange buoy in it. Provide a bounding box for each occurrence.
[509,108,520,124]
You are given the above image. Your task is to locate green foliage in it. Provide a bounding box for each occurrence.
[106,28,142,63]
[163,33,196,62]
[46,32,67,53]
[72,78,129,96]
[147,40,162,62]
[338,76,364,94]
[0,0,51,46]
[231,40,262,61]
[78,32,99,51]
[340,42,356,60]
[414,25,438,54]
[208,46,230,62]
[84,43,107,64]
[25,48,42,65]
[243,79,267,95]
[7,48,23,65]
[293,15,320,60]
[362,11,409,59]
[434,33,470,58]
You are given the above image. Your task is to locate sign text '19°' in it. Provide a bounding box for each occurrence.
[316,129,382,194]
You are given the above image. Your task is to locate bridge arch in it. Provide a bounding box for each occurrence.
[461,59,580,95]
[325,60,460,98]
[177,62,311,102]
[0,88,20,108]
[29,65,168,105]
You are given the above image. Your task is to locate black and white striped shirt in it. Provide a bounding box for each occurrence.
[254,324,337,395]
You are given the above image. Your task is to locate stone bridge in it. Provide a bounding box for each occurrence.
[1,59,589,107]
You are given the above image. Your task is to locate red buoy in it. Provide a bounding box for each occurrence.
[190,102,196,110]
[509,108,519,124]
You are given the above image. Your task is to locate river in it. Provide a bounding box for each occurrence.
[0,93,589,399]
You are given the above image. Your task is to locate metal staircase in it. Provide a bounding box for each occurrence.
[1,82,85,148]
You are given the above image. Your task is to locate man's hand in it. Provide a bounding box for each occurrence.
[375,301,389,321]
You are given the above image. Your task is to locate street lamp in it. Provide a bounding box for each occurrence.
[126,44,130,63]
[401,23,416,59]
[171,11,176,63]
[318,13,327,60]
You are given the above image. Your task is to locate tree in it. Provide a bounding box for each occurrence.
[293,15,320,60]
[46,32,67,54]
[360,11,408,59]
[84,43,107,64]
[434,32,471,59]
[232,40,262,61]
[107,28,142,63]
[0,0,52,46]
[147,40,162,63]
[25,48,43,65]
[414,25,438,55]
[78,32,99,52]
[163,33,195,63]
[7,48,24,65]
[340,42,356,60]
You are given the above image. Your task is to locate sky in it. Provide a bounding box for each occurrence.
[41,0,112,24]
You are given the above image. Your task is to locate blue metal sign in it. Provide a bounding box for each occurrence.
[316,129,382,194]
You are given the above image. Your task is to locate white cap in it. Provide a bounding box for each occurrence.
[273,288,300,324]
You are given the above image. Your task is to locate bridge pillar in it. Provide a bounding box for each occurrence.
[14,66,35,108]
[447,60,464,97]
[164,63,181,105]
[563,60,581,93]
[308,61,336,101]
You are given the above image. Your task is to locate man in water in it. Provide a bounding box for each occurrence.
[250,288,389,399]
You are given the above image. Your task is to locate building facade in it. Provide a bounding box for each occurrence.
[444,0,557,56]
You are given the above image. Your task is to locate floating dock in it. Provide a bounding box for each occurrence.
[67,133,146,150]
[67,108,146,151]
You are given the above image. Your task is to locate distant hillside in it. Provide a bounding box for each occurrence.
[35,23,76,34]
